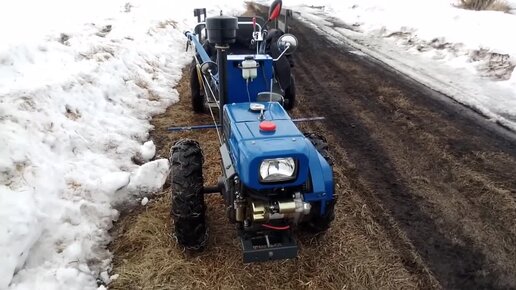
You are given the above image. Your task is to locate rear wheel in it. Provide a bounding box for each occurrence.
[170,139,207,250]
[304,133,335,233]
[283,75,296,110]
[190,60,205,113]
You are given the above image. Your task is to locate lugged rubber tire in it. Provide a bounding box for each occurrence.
[304,133,335,233]
[305,199,336,234]
[283,75,296,110]
[190,60,205,113]
[170,139,207,250]
[304,133,333,166]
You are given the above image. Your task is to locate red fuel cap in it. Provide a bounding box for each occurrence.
[259,121,276,132]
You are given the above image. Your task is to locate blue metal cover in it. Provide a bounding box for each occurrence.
[226,55,273,103]
[224,103,334,210]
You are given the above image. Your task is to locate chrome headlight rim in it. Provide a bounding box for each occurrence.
[259,157,298,183]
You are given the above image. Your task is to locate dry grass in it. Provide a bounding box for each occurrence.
[108,67,423,290]
[458,0,511,12]
[109,190,419,290]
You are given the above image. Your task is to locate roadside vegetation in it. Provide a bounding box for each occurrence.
[459,0,511,12]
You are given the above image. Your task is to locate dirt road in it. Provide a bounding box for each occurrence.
[109,13,516,290]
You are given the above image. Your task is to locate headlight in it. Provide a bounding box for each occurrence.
[259,157,296,183]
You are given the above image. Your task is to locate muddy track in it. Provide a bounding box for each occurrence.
[109,12,516,290]
[290,16,516,289]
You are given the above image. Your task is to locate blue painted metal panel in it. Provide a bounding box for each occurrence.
[224,102,335,214]
[226,101,289,123]
[225,103,306,189]
[302,140,334,214]
[226,55,273,104]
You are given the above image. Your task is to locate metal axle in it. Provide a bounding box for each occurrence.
[167,116,325,132]
[202,185,220,194]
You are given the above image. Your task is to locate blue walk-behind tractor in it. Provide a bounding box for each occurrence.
[169,0,336,263]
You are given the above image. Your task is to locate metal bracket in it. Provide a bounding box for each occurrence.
[220,143,235,178]
[240,230,298,263]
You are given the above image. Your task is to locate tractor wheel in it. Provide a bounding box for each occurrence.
[170,139,207,250]
[305,200,336,234]
[190,60,205,113]
[304,133,335,233]
[304,133,333,166]
[283,75,296,110]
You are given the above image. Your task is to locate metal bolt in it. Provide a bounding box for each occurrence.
[292,138,296,141]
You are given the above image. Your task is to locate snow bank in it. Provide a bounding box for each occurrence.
[140,140,156,162]
[0,1,245,289]
[280,0,516,130]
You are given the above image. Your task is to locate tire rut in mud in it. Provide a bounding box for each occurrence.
[289,16,516,289]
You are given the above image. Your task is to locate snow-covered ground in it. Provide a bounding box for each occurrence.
[282,0,516,130]
[0,1,244,289]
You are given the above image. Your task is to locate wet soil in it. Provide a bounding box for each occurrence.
[290,16,516,290]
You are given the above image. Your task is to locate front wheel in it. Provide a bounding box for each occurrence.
[304,133,333,166]
[170,139,207,250]
[305,200,335,234]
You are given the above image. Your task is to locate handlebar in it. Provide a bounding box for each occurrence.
[193,21,263,35]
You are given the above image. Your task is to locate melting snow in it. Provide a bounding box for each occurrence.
[283,0,516,130]
[0,0,245,289]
